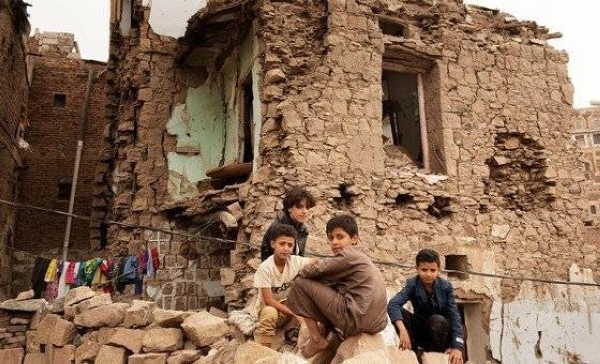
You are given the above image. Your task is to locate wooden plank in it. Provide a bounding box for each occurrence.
[206,162,252,179]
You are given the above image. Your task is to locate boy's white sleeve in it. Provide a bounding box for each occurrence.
[253,265,272,288]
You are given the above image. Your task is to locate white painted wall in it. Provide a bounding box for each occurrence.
[147,0,207,38]
[490,265,600,363]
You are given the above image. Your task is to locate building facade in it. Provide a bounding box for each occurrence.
[0,0,29,301]
[11,31,108,293]
[103,0,598,362]
[573,106,600,220]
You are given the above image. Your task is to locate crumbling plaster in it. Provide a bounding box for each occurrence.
[166,30,258,200]
[490,265,600,363]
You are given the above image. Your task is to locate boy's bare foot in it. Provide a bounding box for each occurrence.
[300,337,329,358]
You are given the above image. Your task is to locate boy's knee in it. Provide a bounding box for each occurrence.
[259,306,279,322]
[428,314,449,332]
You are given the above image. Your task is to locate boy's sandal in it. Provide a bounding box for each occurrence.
[284,327,300,344]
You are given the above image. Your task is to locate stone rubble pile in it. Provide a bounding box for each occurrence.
[0,288,444,364]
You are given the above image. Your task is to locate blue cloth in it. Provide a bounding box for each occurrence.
[146,249,154,278]
[387,276,464,349]
[122,255,137,280]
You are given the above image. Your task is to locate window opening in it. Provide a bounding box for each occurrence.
[57,180,72,201]
[594,134,600,146]
[591,205,597,215]
[574,135,586,147]
[379,20,405,37]
[382,70,423,167]
[54,93,66,108]
[593,119,600,130]
[240,76,254,163]
[445,254,469,280]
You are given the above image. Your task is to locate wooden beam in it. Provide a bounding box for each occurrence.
[417,73,430,172]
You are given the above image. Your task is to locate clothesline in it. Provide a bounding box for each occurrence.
[1,198,599,288]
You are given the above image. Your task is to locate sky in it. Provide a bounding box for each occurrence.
[27,0,599,107]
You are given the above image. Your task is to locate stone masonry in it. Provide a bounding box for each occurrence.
[0,0,29,301]
[105,0,598,361]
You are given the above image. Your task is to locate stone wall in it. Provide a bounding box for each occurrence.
[105,0,599,361]
[12,33,107,293]
[0,0,29,301]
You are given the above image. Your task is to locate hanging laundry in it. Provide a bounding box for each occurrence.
[57,261,71,298]
[44,259,59,283]
[75,260,87,287]
[137,249,148,275]
[84,258,103,286]
[65,261,77,285]
[31,257,51,299]
[44,272,59,301]
[150,247,160,270]
[147,249,155,279]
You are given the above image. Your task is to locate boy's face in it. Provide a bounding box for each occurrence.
[271,235,295,261]
[288,199,310,223]
[417,261,440,286]
[327,227,358,255]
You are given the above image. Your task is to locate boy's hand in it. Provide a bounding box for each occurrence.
[398,328,411,350]
[393,320,411,350]
[445,348,463,364]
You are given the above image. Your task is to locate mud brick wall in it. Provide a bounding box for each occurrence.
[0,0,29,301]
[15,55,107,255]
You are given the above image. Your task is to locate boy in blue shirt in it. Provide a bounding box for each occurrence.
[387,249,464,364]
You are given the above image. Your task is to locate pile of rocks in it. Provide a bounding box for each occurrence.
[0,287,448,363]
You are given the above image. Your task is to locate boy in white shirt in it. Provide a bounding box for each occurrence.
[253,224,317,347]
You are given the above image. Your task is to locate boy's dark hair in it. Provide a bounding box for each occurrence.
[416,249,441,267]
[283,187,316,211]
[269,224,298,242]
[326,214,359,237]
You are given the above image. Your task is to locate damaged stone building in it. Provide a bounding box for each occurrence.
[27,0,593,362]
[0,0,29,301]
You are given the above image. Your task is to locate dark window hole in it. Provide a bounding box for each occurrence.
[333,183,354,209]
[395,193,414,205]
[445,254,469,280]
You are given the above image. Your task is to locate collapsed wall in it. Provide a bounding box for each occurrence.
[106,0,598,361]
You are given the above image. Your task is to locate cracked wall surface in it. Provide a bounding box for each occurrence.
[106,0,599,361]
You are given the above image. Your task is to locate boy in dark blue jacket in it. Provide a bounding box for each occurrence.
[387,249,464,364]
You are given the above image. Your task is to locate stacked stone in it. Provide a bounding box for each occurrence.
[0,288,430,364]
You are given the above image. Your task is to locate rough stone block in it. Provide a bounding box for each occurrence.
[129,353,168,364]
[24,352,45,364]
[166,349,200,364]
[95,345,127,364]
[331,333,385,363]
[75,340,102,364]
[37,313,76,346]
[142,328,183,352]
[233,341,281,363]
[421,352,449,364]
[386,347,419,363]
[123,300,156,328]
[66,293,113,318]
[74,303,129,328]
[181,311,231,347]
[15,290,34,301]
[53,344,76,364]
[64,286,96,306]
[108,328,146,354]
[0,299,47,312]
[151,309,192,327]
[0,348,25,364]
